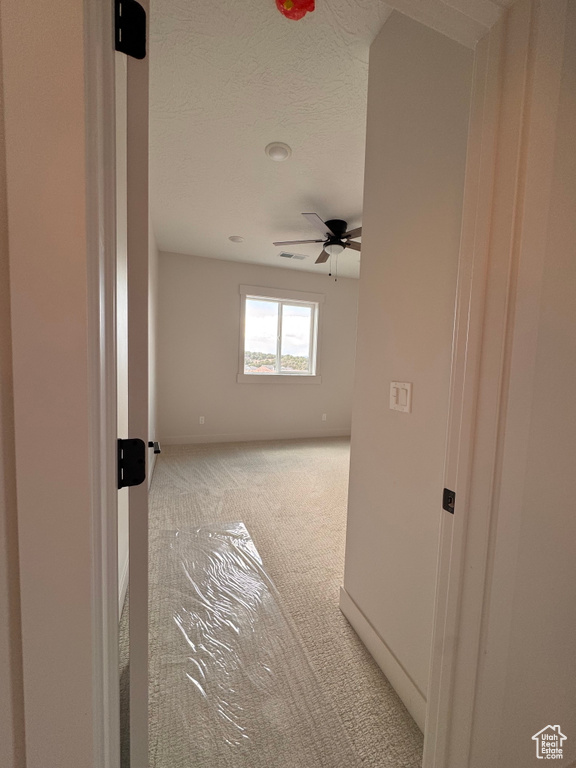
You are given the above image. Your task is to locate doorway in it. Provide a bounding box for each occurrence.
[118,3,474,766]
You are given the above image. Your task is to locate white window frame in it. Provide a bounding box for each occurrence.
[238,285,324,384]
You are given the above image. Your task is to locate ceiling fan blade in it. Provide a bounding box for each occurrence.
[344,226,362,239]
[345,241,361,252]
[315,250,330,264]
[302,212,336,237]
[273,239,325,246]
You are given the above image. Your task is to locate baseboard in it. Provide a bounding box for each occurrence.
[160,428,351,445]
[339,586,426,731]
[118,552,129,620]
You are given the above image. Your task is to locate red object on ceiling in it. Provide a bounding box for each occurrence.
[275,0,315,21]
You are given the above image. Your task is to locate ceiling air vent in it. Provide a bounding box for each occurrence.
[279,252,308,261]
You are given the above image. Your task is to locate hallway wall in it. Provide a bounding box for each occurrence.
[157,252,359,444]
[342,12,472,727]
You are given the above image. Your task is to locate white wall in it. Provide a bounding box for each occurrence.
[341,11,472,727]
[157,253,359,443]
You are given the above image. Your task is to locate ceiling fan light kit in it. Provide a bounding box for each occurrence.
[273,212,362,265]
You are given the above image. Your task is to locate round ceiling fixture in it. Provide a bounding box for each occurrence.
[265,142,292,162]
[228,236,244,243]
[324,242,345,257]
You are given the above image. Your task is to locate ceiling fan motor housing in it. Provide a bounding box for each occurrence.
[324,219,347,241]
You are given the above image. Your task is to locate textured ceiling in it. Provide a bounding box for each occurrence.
[149,0,393,278]
[149,0,510,278]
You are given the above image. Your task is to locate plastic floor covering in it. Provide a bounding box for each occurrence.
[148,523,363,768]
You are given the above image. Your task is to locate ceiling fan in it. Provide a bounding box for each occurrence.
[273,213,362,264]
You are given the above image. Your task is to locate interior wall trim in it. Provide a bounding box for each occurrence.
[159,429,351,445]
[339,586,426,731]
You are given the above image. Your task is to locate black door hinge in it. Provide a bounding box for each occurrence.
[118,438,146,489]
[115,0,146,60]
[443,488,456,514]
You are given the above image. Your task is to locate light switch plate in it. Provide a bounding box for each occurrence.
[390,382,412,413]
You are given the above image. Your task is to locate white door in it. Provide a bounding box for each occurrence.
[116,3,150,764]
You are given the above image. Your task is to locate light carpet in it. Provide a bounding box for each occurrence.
[120,437,423,767]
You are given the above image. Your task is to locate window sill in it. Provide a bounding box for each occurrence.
[237,373,322,384]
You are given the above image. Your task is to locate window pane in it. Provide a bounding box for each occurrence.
[244,299,279,373]
[281,304,312,373]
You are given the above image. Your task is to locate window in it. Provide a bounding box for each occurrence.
[238,286,323,382]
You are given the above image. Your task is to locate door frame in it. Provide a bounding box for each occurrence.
[86,0,121,764]
[423,15,506,766]
[425,1,570,765]
[88,0,151,764]
[125,5,151,762]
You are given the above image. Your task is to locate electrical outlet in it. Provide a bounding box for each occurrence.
[322,413,327,422]
[199,416,205,425]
